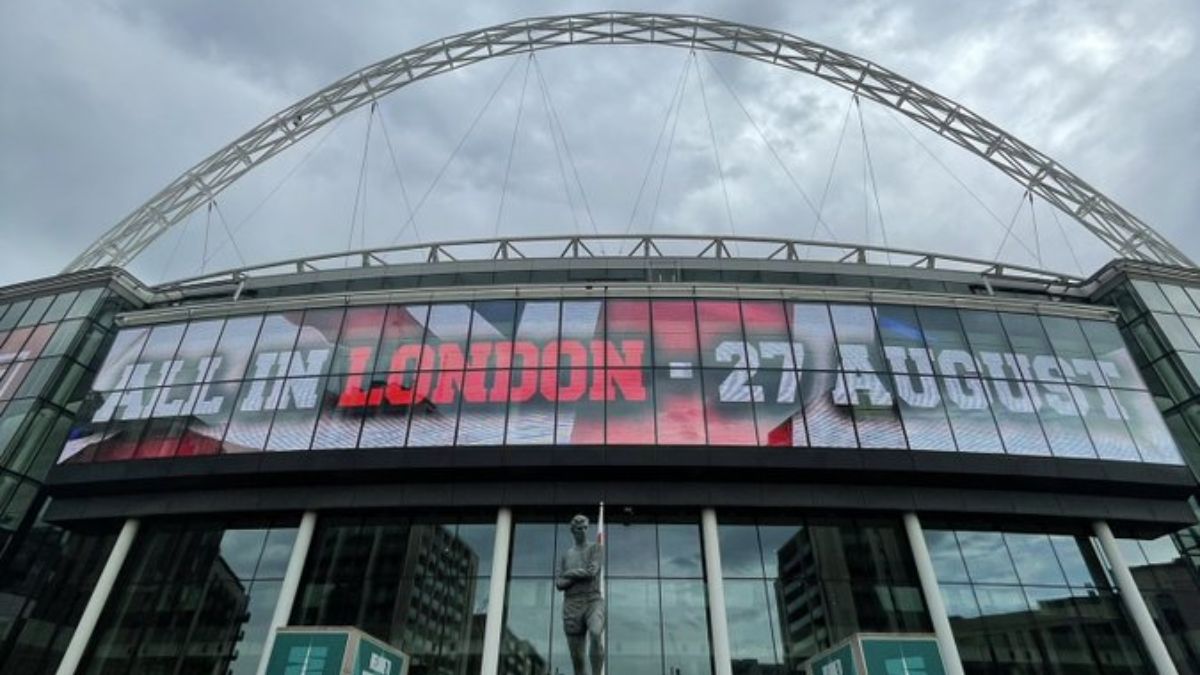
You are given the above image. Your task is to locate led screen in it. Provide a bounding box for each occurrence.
[58,299,1183,466]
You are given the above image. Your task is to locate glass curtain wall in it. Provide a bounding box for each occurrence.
[76,518,297,675]
[717,515,930,674]
[0,524,117,674]
[925,525,1152,674]
[502,510,711,675]
[1114,535,1200,673]
[290,513,495,675]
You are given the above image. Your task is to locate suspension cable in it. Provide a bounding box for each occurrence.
[856,97,892,263]
[495,55,534,239]
[348,102,377,256]
[376,101,420,244]
[804,95,855,258]
[195,112,349,274]
[991,189,1033,263]
[202,201,212,274]
[649,51,693,234]
[159,209,194,282]
[625,53,691,237]
[532,54,601,242]
[389,56,525,246]
[694,53,737,244]
[211,200,246,267]
[530,56,581,236]
[703,53,839,242]
[881,107,1041,262]
[1048,203,1085,275]
[1028,191,1043,267]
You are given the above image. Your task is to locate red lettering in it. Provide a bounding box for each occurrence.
[389,344,428,373]
[560,368,587,401]
[539,369,558,401]
[385,372,415,405]
[605,369,646,401]
[606,340,644,368]
[466,342,493,369]
[510,369,538,403]
[559,340,587,368]
[337,346,374,407]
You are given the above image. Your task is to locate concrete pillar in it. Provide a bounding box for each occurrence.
[480,507,513,675]
[255,510,318,675]
[902,512,965,675]
[1093,520,1178,675]
[701,508,733,675]
[55,517,140,675]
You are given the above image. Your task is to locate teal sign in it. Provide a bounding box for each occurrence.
[354,634,407,675]
[862,637,943,675]
[264,631,348,675]
[805,634,944,675]
[265,627,407,675]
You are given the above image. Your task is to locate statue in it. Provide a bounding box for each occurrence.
[556,514,605,675]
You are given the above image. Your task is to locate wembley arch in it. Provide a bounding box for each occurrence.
[65,11,1193,272]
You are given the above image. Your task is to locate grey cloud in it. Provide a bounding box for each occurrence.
[1,0,1197,286]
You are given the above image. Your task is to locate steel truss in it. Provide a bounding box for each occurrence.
[66,12,1193,273]
[158,233,1083,290]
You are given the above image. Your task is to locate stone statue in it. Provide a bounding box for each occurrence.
[556,514,605,675]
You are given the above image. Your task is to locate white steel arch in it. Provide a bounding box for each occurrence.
[65,11,1194,272]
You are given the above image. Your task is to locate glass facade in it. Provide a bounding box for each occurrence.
[77,518,298,675]
[1104,276,1200,471]
[0,287,114,551]
[1116,535,1200,672]
[56,299,1181,465]
[925,525,1153,674]
[291,514,495,675]
[502,511,711,675]
[717,516,930,673]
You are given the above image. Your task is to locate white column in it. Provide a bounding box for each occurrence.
[701,508,733,675]
[1093,521,1179,675]
[255,510,318,675]
[480,507,513,675]
[902,512,965,675]
[55,517,140,675]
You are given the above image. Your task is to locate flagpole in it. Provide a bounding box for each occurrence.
[598,501,606,675]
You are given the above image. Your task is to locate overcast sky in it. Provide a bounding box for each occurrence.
[2,0,1197,287]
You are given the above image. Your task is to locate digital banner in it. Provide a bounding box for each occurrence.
[57,299,1181,465]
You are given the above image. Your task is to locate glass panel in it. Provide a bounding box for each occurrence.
[556,369,603,445]
[790,303,837,370]
[753,369,806,447]
[1078,320,1144,392]
[1033,381,1097,459]
[16,296,53,327]
[607,523,658,577]
[1112,388,1182,464]
[652,299,699,369]
[42,291,79,323]
[1153,312,1200,351]
[919,308,977,377]
[607,579,661,675]
[290,308,343,377]
[831,304,885,374]
[606,368,654,444]
[724,579,781,673]
[407,370,459,446]
[702,368,757,445]
[559,300,604,368]
[1130,279,1173,312]
[265,377,322,451]
[65,287,105,319]
[331,306,386,375]
[939,376,1002,453]
[654,365,706,445]
[91,326,150,392]
[468,300,518,370]
[987,381,1050,456]
[658,523,703,579]
[660,580,712,675]
[741,301,794,370]
[506,369,555,445]
[999,313,1057,382]
[1159,283,1199,315]
[246,312,304,379]
[310,376,365,450]
[697,301,746,369]
[457,369,509,445]
[802,371,858,448]
[606,299,651,369]
[955,531,1019,584]
[891,371,955,451]
[169,319,224,385]
[1070,385,1139,461]
[210,315,264,382]
[719,525,766,579]
[1004,533,1068,586]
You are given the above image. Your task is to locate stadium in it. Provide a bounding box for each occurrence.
[1,12,1198,675]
